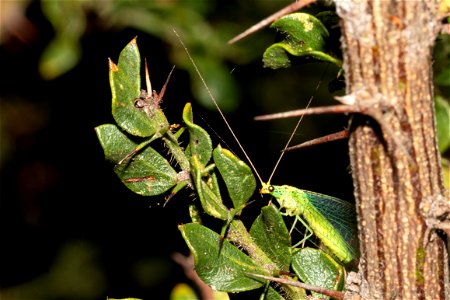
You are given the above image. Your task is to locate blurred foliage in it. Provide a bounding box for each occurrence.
[262,12,341,69]
[39,1,85,80]
[95,38,351,298]
[38,0,263,112]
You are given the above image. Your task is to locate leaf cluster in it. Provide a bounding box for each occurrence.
[96,38,347,299]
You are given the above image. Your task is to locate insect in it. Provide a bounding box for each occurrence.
[174,30,358,264]
[260,183,357,263]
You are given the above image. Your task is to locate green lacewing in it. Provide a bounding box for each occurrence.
[260,183,357,263]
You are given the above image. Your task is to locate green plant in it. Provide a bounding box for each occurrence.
[96,4,450,299]
[96,30,350,298]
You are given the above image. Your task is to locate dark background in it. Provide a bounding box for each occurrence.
[0,1,366,299]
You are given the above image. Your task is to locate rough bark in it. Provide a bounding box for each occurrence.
[335,1,449,299]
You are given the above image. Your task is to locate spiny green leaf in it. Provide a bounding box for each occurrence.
[190,154,228,220]
[292,248,345,296]
[213,145,256,209]
[179,223,267,292]
[195,171,229,220]
[95,124,177,196]
[263,13,341,69]
[263,46,292,69]
[110,38,169,137]
[183,103,213,167]
[264,287,290,300]
[182,103,227,219]
[249,205,291,271]
[227,220,281,275]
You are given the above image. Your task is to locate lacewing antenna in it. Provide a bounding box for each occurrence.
[173,29,265,186]
[174,29,327,188]
[266,71,326,184]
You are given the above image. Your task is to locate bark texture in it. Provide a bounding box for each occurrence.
[335,1,449,299]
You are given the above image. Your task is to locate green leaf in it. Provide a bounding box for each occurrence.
[179,223,267,292]
[39,37,81,80]
[249,205,292,271]
[281,285,308,300]
[188,204,202,224]
[39,1,85,79]
[189,153,228,220]
[110,38,169,137]
[213,145,256,209]
[193,165,229,220]
[227,220,281,274]
[263,46,292,70]
[263,13,341,69]
[95,124,177,196]
[169,283,199,300]
[435,95,450,153]
[183,103,213,167]
[292,248,345,295]
[264,287,289,300]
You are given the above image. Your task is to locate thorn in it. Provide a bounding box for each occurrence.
[155,65,176,107]
[228,0,316,44]
[145,59,152,94]
[164,193,175,206]
[245,273,345,300]
[284,130,349,151]
[254,105,360,121]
